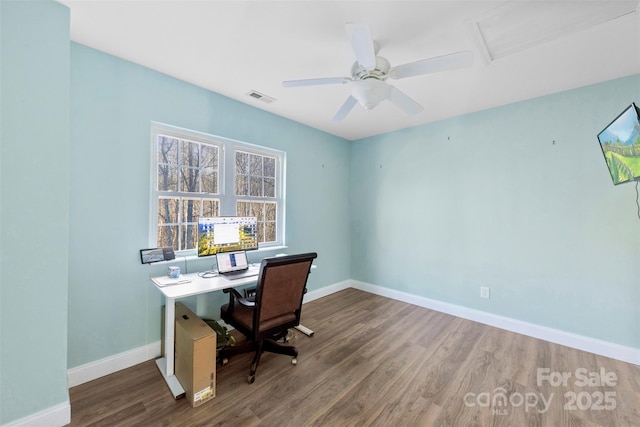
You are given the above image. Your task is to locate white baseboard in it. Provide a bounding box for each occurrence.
[67,341,161,388]
[2,401,70,427]
[304,280,352,303]
[66,279,639,391]
[350,280,640,366]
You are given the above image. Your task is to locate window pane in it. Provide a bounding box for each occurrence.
[250,154,262,176]
[264,221,276,243]
[158,225,179,250]
[265,202,276,221]
[264,157,275,177]
[157,165,178,192]
[181,224,198,251]
[237,201,250,216]
[257,223,264,243]
[158,198,179,224]
[264,177,275,198]
[251,202,264,222]
[250,177,263,197]
[202,199,219,217]
[201,168,217,194]
[180,167,200,193]
[235,175,248,196]
[157,137,178,192]
[180,140,200,167]
[181,199,200,223]
[201,144,218,169]
[158,136,178,165]
[236,151,249,174]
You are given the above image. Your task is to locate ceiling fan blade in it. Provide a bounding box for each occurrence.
[332,96,358,122]
[388,86,423,115]
[282,77,351,88]
[389,50,473,80]
[345,22,376,70]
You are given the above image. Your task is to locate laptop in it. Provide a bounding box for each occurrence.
[216,251,259,280]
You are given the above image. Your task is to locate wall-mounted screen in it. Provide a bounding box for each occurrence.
[197,216,258,257]
[597,103,640,185]
[140,247,175,264]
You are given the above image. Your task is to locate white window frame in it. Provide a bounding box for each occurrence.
[150,123,285,255]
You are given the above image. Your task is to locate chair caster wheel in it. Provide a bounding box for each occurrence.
[222,358,229,366]
[292,357,297,365]
[247,375,255,384]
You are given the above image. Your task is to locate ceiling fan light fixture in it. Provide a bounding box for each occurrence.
[352,79,390,110]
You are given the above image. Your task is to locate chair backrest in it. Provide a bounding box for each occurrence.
[252,252,317,337]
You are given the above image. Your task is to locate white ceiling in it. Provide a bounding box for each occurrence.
[59,1,640,141]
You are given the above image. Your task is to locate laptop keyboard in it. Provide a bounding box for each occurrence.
[221,268,259,280]
[224,270,248,276]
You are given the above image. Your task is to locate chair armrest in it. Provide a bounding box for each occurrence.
[223,287,244,299]
[236,297,255,307]
[223,287,255,308]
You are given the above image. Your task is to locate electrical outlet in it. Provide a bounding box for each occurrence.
[480,286,490,299]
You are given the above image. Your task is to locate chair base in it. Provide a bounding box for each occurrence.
[219,333,298,383]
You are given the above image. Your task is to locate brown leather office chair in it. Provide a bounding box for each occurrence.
[219,252,317,383]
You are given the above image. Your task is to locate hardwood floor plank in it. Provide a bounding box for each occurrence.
[68,289,640,426]
[306,343,428,426]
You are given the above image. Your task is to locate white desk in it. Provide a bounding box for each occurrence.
[151,269,260,398]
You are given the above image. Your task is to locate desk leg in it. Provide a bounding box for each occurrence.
[155,358,185,399]
[155,296,185,399]
[165,297,175,375]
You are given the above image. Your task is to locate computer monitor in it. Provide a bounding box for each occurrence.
[197,216,258,257]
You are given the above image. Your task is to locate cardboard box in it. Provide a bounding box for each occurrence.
[174,302,217,407]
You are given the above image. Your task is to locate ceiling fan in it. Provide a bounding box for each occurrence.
[282,23,474,122]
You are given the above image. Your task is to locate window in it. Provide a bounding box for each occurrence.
[151,124,284,254]
[235,151,278,244]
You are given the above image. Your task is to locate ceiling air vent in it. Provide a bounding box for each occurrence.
[246,90,276,104]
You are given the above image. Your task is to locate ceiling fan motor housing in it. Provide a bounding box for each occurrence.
[351,56,390,81]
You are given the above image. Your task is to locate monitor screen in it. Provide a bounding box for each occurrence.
[197,216,258,257]
[597,103,640,185]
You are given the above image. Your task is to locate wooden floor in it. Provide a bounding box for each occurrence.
[69,288,640,426]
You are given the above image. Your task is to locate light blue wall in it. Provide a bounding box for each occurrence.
[351,75,640,348]
[0,1,70,424]
[2,3,638,423]
[68,43,351,368]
